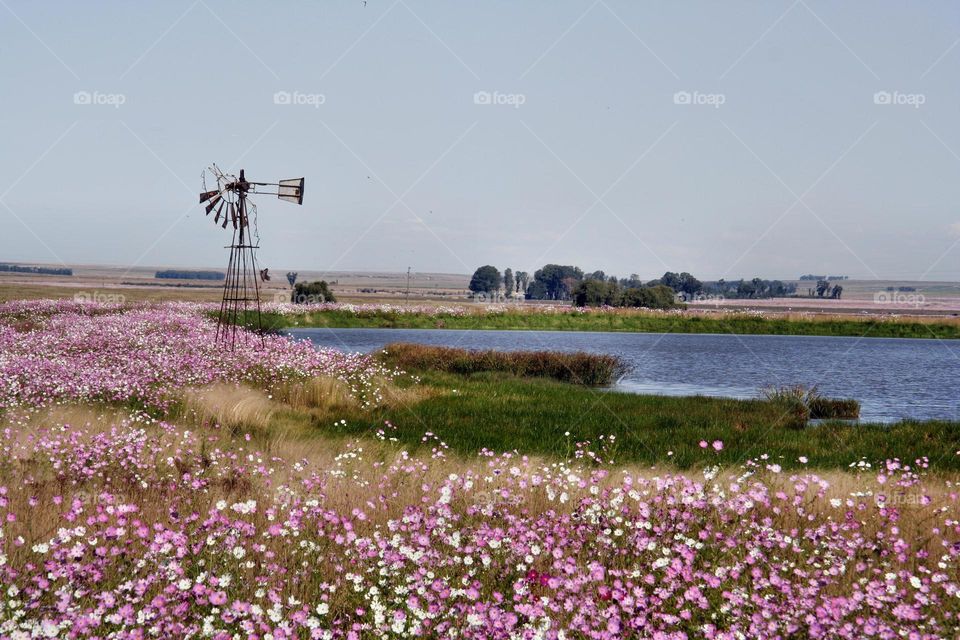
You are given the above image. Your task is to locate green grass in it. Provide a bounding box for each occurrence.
[284,370,960,471]
[253,309,960,340]
[761,384,861,420]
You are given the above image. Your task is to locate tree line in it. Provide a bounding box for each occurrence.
[807,280,844,299]
[468,265,810,309]
[0,264,73,276]
[799,274,848,281]
[155,270,225,281]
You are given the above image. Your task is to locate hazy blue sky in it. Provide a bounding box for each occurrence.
[1,1,959,280]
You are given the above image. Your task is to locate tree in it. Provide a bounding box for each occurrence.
[515,271,529,294]
[468,265,501,295]
[620,285,678,309]
[652,271,701,298]
[292,281,335,304]
[768,280,789,297]
[572,279,619,307]
[678,272,703,298]
[830,285,843,299]
[815,279,830,297]
[503,268,514,297]
[531,264,584,300]
[658,271,682,291]
[524,280,547,300]
[286,272,298,288]
[618,274,644,289]
[737,279,756,298]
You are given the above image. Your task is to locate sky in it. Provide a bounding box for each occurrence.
[1,1,959,281]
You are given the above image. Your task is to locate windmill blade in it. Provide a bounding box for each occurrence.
[222,202,231,229]
[200,189,220,204]
[212,200,225,225]
[232,203,239,230]
[205,192,223,215]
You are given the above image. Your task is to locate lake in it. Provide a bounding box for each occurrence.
[286,328,960,423]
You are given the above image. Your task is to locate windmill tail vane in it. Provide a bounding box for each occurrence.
[199,165,304,349]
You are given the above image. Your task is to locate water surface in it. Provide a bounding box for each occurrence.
[286,328,960,423]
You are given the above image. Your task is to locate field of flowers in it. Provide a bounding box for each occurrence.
[1,299,959,638]
[0,300,392,411]
[0,410,958,639]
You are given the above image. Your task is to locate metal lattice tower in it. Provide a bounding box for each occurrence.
[200,166,304,349]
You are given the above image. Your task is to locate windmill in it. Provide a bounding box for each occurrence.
[200,165,304,348]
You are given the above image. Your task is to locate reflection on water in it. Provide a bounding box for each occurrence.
[286,328,960,423]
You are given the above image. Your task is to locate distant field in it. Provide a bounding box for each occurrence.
[3,265,960,318]
[0,264,469,304]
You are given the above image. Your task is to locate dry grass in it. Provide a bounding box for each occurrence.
[183,383,279,435]
[369,375,442,406]
[269,376,358,411]
[269,373,438,412]
[178,375,440,455]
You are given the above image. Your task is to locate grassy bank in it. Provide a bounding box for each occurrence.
[361,372,960,470]
[169,369,960,472]
[256,308,960,339]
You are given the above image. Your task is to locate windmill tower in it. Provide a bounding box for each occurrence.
[199,165,304,348]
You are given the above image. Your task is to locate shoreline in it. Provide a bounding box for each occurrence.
[261,308,960,340]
